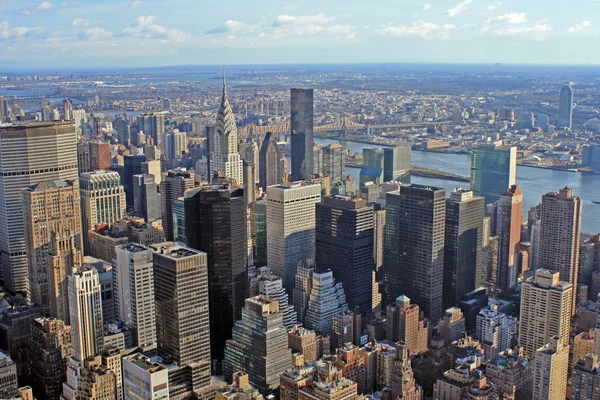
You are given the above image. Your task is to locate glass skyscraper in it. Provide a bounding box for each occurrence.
[470,142,517,205]
[558,85,573,129]
[290,88,314,181]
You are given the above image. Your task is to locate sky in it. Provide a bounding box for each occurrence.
[0,0,599,69]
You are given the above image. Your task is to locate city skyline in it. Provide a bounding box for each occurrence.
[0,0,599,68]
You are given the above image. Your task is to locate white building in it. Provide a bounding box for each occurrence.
[475,304,511,361]
[122,353,169,400]
[304,270,348,337]
[248,266,297,330]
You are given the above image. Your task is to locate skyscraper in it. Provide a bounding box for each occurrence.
[532,336,569,400]
[0,97,9,120]
[443,189,484,309]
[132,174,161,222]
[572,354,600,400]
[223,296,292,395]
[321,144,345,183]
[496,185,523,293]
[259,131,283,191]
[153,244,211,390]
[383,145,412,182]
[79,170,126,254]
[316,195,374,317]
[384,184,446,323]
[123,154,146,211]
[137,112,166,148]
[391,342,423,399]
[304,270,348,338]
[519,269,573,359]
[248,266,297,330]
[165,129,187,161]
[23,180,82,317]
[0,121,78,293]
[475,305,511,361]
[210,77,243,184]
[184,186,246,362]
[113,244,157,351]
[290,88,314,181]
[386,295,429,356]
[88,141,111,171]
[558,85,573,129]
[160,168,194,241]
[122,353,169,400]
[62,98,73,121]
[539,187,582,310]
[470,143,517,204]
[266,182,321,289]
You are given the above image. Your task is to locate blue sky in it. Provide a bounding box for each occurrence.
[0,0,599,69]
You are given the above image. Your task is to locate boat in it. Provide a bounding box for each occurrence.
[593,201,600,205]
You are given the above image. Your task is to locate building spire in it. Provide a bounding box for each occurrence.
[223,64,226,93]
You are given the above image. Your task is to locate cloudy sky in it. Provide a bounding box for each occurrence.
[0,0,598,69]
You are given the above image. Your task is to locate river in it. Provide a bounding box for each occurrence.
[313,137,600,234]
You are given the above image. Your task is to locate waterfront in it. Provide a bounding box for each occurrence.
[314,137,600,234]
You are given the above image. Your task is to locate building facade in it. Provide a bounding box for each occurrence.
[290,88,314,181]
[470,142,517,204]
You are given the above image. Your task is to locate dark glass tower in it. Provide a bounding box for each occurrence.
[443,189,484,311]
[123,154,146,211]
[558,85,573,129]
[384,184,446,323]
[290,88,314,181]
[316,195,374,318]
[132,173,161,222]
[470,143,516,205]
[184,185,247,362]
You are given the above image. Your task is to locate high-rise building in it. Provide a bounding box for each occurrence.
[572,354,600,400]
[132,174,161,222]
[161,168,194,241]
[496,185,523,293]
[122,353,169,400]
[539,187,582,311]
[384,184,446,323]
[316,195,374,317]
[80,170,126,254]
[243,160,256,206]
[63,98,73,121]
[443,189,484,309]
[184,185,246,362]
[304,270,348,338]
[280,361,358,400]
[288,326,318,365]
[572,330,595,371]
[224,296,292,395]
[532,336,569,400]
[470,142,517,204]
[63,355,117,400]
[248,267,297,329]
[293,260,315,325]
[475,305,511,361]
[27,317,73,400]
[266,182,321,289]
[0,305,42,383]
[437,307,466,347]
[386,295,429,356]
[172,197,186,244]
[123,154,146,211]
[259,131,282,191]
[23,180,82,317]
[321,144,345,183]
[210,79,243,184]
[0,352,18,399]
[0,97,10,119]
[77,142,92,175]
[165,129,187,161]
[558,85,574,129]
[113,244,156,351]
[383,145,412,182]
[253,200,267,266]
[89,141,111,171]
[519,269,573,358]
[391,342,423,400]
[332,311,361,351]
[0,122,78,293]
[290,88,314,181]
[486,348,533,400]
[137,112,166,148]
[372,203,385,316]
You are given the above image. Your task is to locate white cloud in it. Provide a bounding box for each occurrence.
[273,12,336,27]
[423,4,431,11]
[493,22,551,35]
[86,27,113,41]
[128,0,142,8]
[0,22,44,39]
[123,16,190,43]
[379,20,457,37]
[37,1,52,10]
[480,12,550,39]
[72,18,90,27]
[568,20,591,32]
[445,0,472,17]
[205,20,260,36]
[485,13,527,25]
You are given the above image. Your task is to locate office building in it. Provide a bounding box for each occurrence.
[68,266,103,361]
[0,122,78,293]
[496,185,523,293]
[288,326,318,365]
[122,353,169,400]
[23,179,82,317]
[321,144,345,183]
[259,131,282,191]
[243,161,256,206]
[470,142,517,204]
[132,174,161,222]
[443,189,484,309]
[113,244,157,350]
[27,317,73,400]
[532,336,569,400]
[62,355,117,400]
[293,260,315,325]
[80,170,126,254]
[304,270,348,338]
[165,129,187,161]
[248,266,297,329]
[558,85,573,129]
[384,184,446,323]
[331,311,361,351]
[475,305,511,361]
[223,296,292,395]
[391,342,423,400]
[161,168,194,241]
[316,195,374,317]
[254,200,267,266]
[77,142,92,175]
[0,352,18,399]
[266,182,321,289]
[101,347,123,400]
[290,88,314,181]
[573,330,595,371]
[0,305,42,383]
[89,141,111,171]
[172,197,186,244]
[123,154,146,211]
[137,112,165,148]
[386,295,429,356]
[62,98,73,120]
[184,185,247,362]
[383,145,412,181]
[539,187,582,310]
[217,372,263,400]
[280,362,358,400]
[486,348,533,400]
[437,307,466,347]
[519,269,573,358]
[572,354,600,400]
[210,79,243,184]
